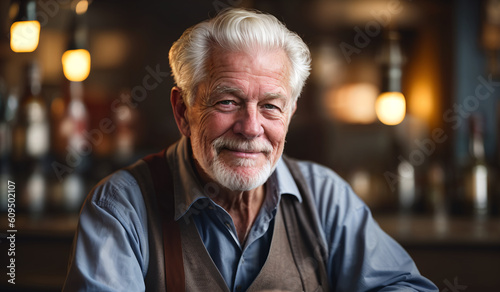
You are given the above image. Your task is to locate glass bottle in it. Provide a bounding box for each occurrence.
[464,115,489,218]
[113,90,137,166]
[12,61,50,216]
[59,81,89,213]
[13,62,49,161]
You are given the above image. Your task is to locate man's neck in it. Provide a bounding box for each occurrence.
[191,156,266,245]
[212,184,266,245]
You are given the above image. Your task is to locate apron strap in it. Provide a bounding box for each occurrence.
[139,148,185,291]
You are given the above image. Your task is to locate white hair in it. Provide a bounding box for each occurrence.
[168,8,311,106]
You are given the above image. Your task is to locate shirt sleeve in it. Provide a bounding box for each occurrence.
[63,170,149,292]
[298,161,438,292]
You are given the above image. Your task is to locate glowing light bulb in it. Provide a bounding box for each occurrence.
[10,20,40,53]
[62,49,91,82]
[375,92,406,126]
[75,0,89,15]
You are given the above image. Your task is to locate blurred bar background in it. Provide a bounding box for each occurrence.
[0,0,499,291]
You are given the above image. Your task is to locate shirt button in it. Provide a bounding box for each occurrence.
[236,285,242,291]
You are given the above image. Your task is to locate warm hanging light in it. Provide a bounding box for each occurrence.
[10,0,40,53]
[62,49,91,81]
[376,30,406,126]
[62,0,91,82]
[10,20,40,52]
[375,92,406,126]
[75,0,89,15]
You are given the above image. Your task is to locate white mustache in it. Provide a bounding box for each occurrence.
[212,137,273,154]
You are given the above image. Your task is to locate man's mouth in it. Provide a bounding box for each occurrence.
[221,147,262,158]
[213,137,272,156]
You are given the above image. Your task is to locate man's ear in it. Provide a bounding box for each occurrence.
[171,87,191,137]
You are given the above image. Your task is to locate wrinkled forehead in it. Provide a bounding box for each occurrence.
[207,46,291,83]
[202,47,292,94]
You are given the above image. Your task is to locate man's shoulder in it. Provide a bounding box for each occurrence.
[284,156,365,211]
[86,166,143,208]
[284,156,348,186]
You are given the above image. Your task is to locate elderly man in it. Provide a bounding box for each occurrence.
[64,8,438,292]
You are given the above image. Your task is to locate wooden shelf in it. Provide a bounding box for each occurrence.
[0,214,78,239]
[374,214,500,247]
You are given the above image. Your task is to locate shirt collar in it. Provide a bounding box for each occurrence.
[271,157,302,203]
[166,136,302,220]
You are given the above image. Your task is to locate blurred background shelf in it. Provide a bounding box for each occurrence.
[374,214,500,247]
[375,214,500,291]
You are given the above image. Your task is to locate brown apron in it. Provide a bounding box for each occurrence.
[127,149,329,291]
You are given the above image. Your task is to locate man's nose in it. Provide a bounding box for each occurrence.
[233,106,264,139]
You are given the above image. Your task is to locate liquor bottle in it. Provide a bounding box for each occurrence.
[56,81,89,213]
[464,115,489,218]
[12,62,50,161]
[397,159,416,214]
[113,90,137,166]
[12,61,50,216]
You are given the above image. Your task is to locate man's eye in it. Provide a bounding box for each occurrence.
[263,104,279,110]
[218,100,236,106]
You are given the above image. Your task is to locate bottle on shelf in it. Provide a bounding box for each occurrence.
[464,114,490,218]
[113,90,137,166]
[11,61,50,216]
[397,159,416,214]
[52,81,89,213]
[13,62,50,160]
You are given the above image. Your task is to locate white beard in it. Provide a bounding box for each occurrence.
[211,154,273,191]
[196,136,276,191]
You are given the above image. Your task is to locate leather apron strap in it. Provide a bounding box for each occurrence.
[142,148,185,291]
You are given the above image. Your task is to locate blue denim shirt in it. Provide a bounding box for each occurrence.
[63,137,438,291]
